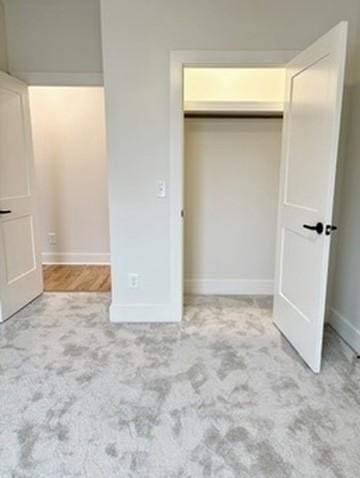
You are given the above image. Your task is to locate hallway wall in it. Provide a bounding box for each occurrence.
[29,87,110,264]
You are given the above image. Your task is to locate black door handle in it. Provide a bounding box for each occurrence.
[0,210,12,215]
[325,225,338,236]
[303,222,324,235]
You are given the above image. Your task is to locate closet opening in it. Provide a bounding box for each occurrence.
[29,86,111,293]
[183,66,285,300]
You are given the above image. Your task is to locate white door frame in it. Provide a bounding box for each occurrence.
[169,50,299,322]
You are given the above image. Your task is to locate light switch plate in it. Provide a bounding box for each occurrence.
[129,273,139,288]
[157,180,167,198]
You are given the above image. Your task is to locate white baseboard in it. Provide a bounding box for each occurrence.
[184,279,274,295]
[42,252,110,265]
[327,307,360,352]
[110,303,178,323]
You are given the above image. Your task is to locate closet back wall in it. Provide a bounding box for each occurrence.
[185,117,283,294]
[29,87,110,264]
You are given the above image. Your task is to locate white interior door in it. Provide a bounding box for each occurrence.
[0,72,43,322]
[273,22,348,373]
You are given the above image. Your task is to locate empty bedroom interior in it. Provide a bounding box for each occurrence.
[0,0,360,476]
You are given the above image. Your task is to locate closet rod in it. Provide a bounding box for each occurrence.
[184,112,283,119]
[184,111,284,119]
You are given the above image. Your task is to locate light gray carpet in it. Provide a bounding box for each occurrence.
[0,293,359,478]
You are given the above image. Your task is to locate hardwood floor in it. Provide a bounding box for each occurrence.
[43,265,111,292]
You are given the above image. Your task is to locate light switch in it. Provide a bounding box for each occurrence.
[157,180,167,198]
[129,273,139,288]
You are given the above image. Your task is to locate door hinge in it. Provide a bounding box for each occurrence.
[181,209,185,218]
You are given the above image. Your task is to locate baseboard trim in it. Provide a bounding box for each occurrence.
[42,252,110,265]
[184,279,274,295]
[110,303,178,323]
[327,307,360,352]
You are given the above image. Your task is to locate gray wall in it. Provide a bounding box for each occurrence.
[328,11,360,351]
[3,0,102,83]
[100,0,360,327]
[0,0,8,71]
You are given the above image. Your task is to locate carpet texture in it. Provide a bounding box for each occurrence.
[0,293,359,478]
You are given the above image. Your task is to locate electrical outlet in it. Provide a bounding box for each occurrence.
[129,273,139,289]
[48,232,57,245]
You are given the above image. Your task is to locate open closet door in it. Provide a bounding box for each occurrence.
[273,22,347,373]
[0,72,43,322]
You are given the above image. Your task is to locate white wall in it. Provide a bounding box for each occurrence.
[29,87,110,264]
[3,0,102,85]
[184,118,282,295]
[184,68,285,103]
[0,0,7,72]
[100,0,360,322]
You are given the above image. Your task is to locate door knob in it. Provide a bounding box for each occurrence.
[0,210,12,215]
[303,222,324,235]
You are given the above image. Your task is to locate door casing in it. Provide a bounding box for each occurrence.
[169,50,298,322]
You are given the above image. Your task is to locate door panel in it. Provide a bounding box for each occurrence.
[3,216,36,282]
[0,72,43,322]
[0,88,30,199]
[274,22,348,373]
[280,227,322,320]
[285,55,334,211]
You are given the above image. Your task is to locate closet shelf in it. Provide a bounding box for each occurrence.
[184,100,284,118]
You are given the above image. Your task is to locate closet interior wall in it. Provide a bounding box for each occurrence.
[184,68,285,295]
